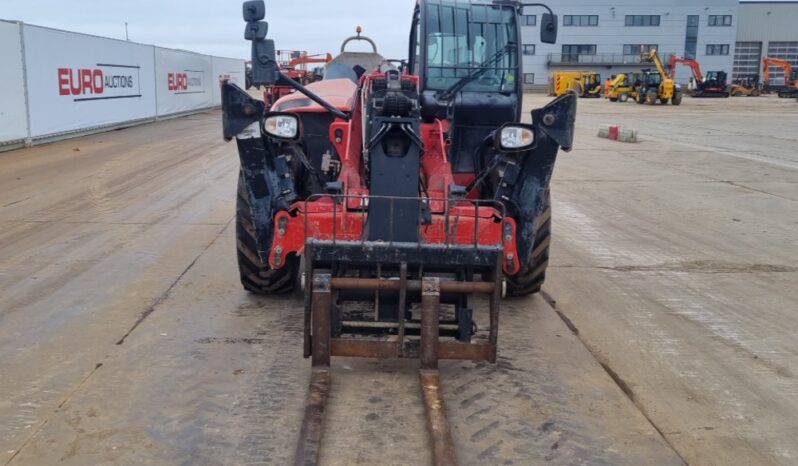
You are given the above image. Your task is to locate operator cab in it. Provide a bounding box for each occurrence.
[704,71,727,87]
[642,69,662,88]
[408,0,557,173]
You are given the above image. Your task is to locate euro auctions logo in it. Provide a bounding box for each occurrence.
[168,71,205,94]
[58,64,142,102]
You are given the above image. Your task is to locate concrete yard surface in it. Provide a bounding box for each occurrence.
[0,93,796,465]
[543,94,798,466]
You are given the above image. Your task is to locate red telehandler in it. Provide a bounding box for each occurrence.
[669,55,730,97]
[223,1,575,464]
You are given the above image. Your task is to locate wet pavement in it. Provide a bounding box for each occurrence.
[1,94,796,465]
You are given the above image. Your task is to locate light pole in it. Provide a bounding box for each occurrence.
[124,22,129,41]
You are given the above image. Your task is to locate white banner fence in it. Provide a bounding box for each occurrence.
[0,20,245,149]
[0,21,29,145]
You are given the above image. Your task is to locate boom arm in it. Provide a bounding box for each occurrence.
[669,55,704,82]
[287,53,333,69]
[610,74,626,87]
[763,57,793,85]
[642,49,669,79]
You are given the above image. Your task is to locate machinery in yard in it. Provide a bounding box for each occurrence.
[549,70,602,98]
[730,74,762,97]
[762,56,798,98]
[636,49,682,105]
[222,0,574,464]
[263,50,333,108]
[606,72,638,102]
[669,55,730,98]
[607,50,682,105]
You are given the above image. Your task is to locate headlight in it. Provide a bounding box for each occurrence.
[262,113,300,140]
[498,125,535,151]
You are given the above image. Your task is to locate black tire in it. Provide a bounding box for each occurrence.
[609,97,618,102]
[672,90,683,106]
[236,171,296,294]
[646,91,658,105]
[636,92,645,104]
[507,205,551,297]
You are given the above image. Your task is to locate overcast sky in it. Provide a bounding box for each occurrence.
[1,0,417,59]
[0,1,785,60]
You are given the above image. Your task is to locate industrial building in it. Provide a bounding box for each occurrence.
[735,1,798,85]
[519,0,798,88]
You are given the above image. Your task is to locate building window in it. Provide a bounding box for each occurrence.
[625,15,660,26]
[562,44,597,62]
[706,44,730,56]
[523,73,535,85]
[623,44,658,56]
[522,15,537,26]
[685,15,699,59]
[523,44,536,55]
[708,15,732,26]
[564,15,598,27]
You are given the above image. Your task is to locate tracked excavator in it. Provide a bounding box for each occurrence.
[669,55,730,98]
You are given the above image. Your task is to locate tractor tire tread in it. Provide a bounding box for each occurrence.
[507,208,551,297]
[236,171,296,295]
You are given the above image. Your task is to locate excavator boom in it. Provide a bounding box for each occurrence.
[287,53,334,69]
[763,56,798,97]
[670,55,704,82]
[643,49,669,80]
[763,57,793,85]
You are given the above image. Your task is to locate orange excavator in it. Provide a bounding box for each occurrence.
[669,55,729,97]
[264,50,334,108]
[762,56,798,97]
[284,52,334,74]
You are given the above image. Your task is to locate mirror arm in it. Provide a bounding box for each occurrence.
[519,2,554,16]
[278,71,351,121]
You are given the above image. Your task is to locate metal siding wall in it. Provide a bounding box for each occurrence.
[765,41,798,85]
[519,0,739,88]
[0,21,30,145]
[737,3,798,43]
[736,2,798,85]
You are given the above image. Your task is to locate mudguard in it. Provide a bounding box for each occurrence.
[510,93,577,268]
[222,82,296,263]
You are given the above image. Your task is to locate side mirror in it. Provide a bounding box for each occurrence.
[540,13,558,44]
[252,39,279,85]
[242,0,278,86]
[244,21,268,40]
[242,0,265,21]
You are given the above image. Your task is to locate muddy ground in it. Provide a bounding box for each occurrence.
[1,94,796,465]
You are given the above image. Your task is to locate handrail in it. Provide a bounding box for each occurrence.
[546,52,678,66]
